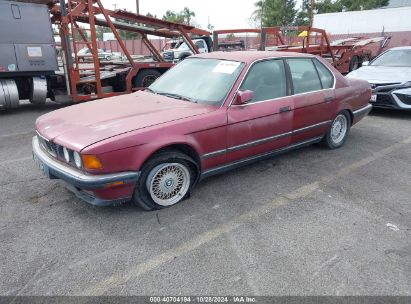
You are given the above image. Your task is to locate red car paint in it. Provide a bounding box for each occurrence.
[35,51,371,202]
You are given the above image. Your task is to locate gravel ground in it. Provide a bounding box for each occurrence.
[0,101,410,296]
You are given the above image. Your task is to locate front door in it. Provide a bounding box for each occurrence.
[227,59,293,163]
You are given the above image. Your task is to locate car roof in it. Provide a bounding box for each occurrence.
[193,51,315,62]
[193,51,315,63]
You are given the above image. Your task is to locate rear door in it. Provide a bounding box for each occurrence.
[286,58,336,144]
[227,59,293,163]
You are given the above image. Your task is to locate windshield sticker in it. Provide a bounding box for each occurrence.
[212,61,241,74]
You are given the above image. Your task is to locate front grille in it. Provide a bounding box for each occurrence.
[37,133,64,159]
[395,93,411,105]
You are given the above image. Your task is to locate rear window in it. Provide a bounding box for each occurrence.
[313,59,334,89]
[288,59,322,94]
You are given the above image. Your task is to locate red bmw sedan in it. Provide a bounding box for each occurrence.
[33,51,372,210]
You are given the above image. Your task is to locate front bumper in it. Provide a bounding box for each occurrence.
[371,83,411,110]
[32,136,140,206]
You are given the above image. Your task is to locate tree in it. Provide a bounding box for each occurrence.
[181,7,195,25]
[315,0,389,14]
[294,0,311,25]
[96,26,111,40]
[162,7,196,25]
[294,0,389,25]
[163,10,185,23]
[253,0,297,27]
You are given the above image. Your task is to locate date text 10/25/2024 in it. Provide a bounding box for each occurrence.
[149,296,256,303]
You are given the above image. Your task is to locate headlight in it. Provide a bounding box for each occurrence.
[63,147,70,162]
[73,152,82,168]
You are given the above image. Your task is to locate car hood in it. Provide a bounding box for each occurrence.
[36,91,216,151]
[347,66,411,84]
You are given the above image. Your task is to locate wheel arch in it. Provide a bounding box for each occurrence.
[140,142,202,184]
[341,108,354,126]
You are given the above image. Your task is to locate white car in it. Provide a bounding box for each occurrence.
[347,47,411,110]
[162,39,209,62]
[77,48,115,61]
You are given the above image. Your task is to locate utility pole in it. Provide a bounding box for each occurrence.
[260,0,264,29]
[136,0,139,14]
[310,0,314,27]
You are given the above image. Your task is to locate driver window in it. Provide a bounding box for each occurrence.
[239,60,287,103]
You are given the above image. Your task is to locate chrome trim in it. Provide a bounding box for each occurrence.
[227,56,336,108]
[293,120,332,134]
[32,136,140,189]
[201,136,323,180]
[201,148,227,160]
[353,104,372,117]
[201,120,331,160]
[227,131,292,153]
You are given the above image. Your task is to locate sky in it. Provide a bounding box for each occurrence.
[101,0,303,30]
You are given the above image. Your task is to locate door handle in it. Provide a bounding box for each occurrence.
[280,106,292,113]
[324,96,334,102]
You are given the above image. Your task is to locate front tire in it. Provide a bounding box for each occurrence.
[322,111,351,149]
[132,151,197,210]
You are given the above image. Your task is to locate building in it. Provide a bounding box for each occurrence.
[313,0,411,51]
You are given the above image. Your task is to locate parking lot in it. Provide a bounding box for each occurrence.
[0,101,410,296]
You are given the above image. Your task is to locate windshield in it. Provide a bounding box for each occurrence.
[149,58,245,106]
[371,49,411,67]
[177,43,189,50]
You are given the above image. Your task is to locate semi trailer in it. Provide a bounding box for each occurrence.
[0,0,57,109]
[0,0,210,109]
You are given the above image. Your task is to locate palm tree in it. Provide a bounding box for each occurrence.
[181,7,195,25]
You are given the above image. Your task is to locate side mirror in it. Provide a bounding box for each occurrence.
[362,61,370,66]
[234,90,254,105]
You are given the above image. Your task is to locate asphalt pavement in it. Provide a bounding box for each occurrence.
[0,101,410,296]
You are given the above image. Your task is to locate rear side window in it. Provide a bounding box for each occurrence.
[288,59,322,94]
[240,60,287,103]
[313,59,334,89]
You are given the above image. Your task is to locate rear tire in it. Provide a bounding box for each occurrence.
[133,69,161,88]
[132,151,197,211]
[322,111,351,149]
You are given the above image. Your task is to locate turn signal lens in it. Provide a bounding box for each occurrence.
[82,155,103,170]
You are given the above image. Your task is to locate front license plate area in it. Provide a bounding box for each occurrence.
[370,94,377,103]
[33,154,51,178]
